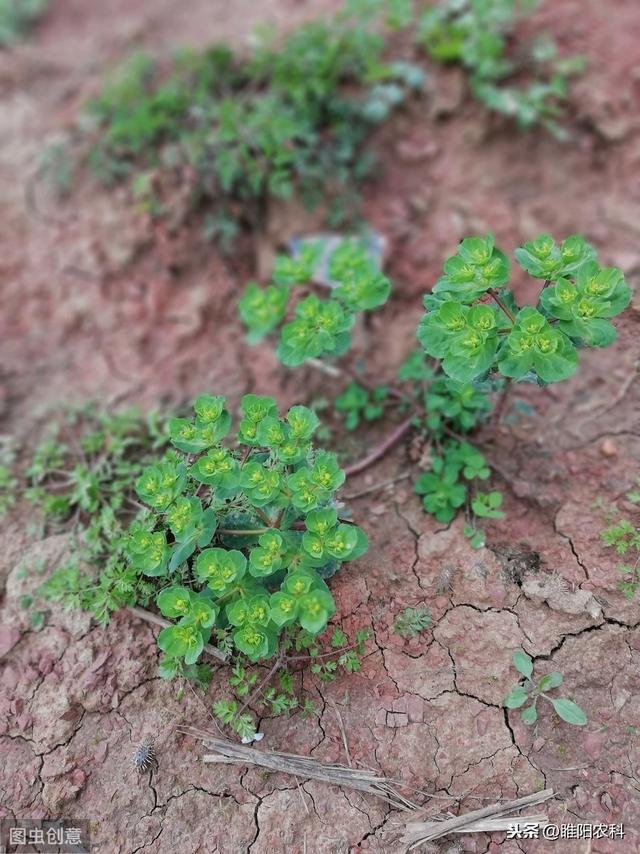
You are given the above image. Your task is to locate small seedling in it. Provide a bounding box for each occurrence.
[600,487,640,599]
[31,406,171,625]
[393,605,431,639]
[0,438,17,518]
[335,382,389,431]
[504,650,587,726]
[213,626,370,739]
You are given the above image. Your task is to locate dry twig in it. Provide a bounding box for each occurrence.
[180,726,419,811]
[401,789,555,848]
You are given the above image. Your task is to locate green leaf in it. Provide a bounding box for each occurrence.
[512,650,533,679]
[157,586,193,619]
[472,491,505,519]
[551,697,587,725]
[269,591,299,626]
[286,405,320,440]
[135,461,185,511]
[195,547,247,594]
[504,686,529,708]
[191,449,239,490]
[158,655,180,679]
[538,672,563,691]
[157,621,205,665]
[239,282,290,343]
[240,462,282,506]
[233,624,272,660]
[521,704,538,725]
[194,393,225,420]
[298,589,335,634]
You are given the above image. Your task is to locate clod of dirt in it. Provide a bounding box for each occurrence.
[522,572,603,620]
[491,544,541,586]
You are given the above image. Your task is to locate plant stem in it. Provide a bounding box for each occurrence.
[254,507,273,527]
[234,654,285,719]
[344,414,416,478]
[487,288,515,324]
[239,446,253,468]
[217,527,269,536]
[287,642,359,663]
[491,379,512,428]
[342,471,410,501]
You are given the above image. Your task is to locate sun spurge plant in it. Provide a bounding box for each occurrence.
[239,239,391,366]
[504,650,587,726]
[131,394,367,671]
[419,233,630,386]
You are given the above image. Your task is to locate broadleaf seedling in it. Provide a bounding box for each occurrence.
[600,482,640,599]
[504,649,587,726]
[393,605,431,639]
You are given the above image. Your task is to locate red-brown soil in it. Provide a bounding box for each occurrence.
[1,1,639,852]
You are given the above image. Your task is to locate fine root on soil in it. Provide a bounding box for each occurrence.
[344,414,416,477]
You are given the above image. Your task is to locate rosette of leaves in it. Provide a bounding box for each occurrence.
[504,650,587,726]
[239,240,391,367]
[130,394,368,673]
[418,233,630,386]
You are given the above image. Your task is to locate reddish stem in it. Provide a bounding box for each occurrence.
[344,414,416,478]
[487,288,515,324]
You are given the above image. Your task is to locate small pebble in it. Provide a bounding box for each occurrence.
[601,439,618,457]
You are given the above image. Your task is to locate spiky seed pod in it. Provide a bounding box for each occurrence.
[133,738,157,773]
[435,564,456,594]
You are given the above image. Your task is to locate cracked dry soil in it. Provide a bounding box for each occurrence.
[1,0,640,851]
